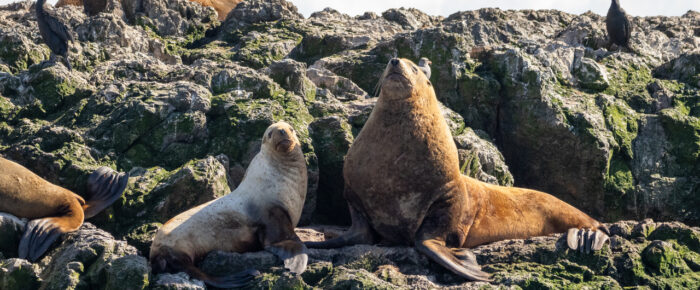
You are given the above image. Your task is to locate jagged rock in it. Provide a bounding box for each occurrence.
[124,0,218,37]
[268,59,317,100]
[0,258,41,290]
[152,272,205,290]
[187,221,700,289]
[381,7,440,30]
[222,0,302,30]
[36,223,149,290]
[306,67,368,101]
[0,0,699,288]
[0,214,25,258]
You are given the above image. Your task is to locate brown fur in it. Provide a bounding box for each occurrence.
[332,58,603,279]
[189,0,243,21]
[55,0,83,8]
[0,157,84,233]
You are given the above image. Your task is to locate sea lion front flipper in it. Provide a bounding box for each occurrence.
[416,239,491,282]
[265,239,308,274]
[262,206,309,274]
[83,167,129,219]
[305,188,376,249]
[18,218,63,262]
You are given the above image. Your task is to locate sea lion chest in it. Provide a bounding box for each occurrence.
[344,97,461,242]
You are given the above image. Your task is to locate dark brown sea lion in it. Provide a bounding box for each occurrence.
[0,157,129,261]
[307,58,609,281]
[149,121,309,288]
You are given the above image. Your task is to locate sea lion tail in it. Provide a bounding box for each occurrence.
[416,239,492,282]
[151,247,260,288]
[83,167,129,219]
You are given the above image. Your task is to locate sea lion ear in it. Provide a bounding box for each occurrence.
[427,80,432,86]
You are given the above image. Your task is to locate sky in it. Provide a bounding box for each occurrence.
[1,0,697,17]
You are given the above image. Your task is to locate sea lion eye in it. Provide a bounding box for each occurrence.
[427,80,432,86]
[268,131,273,139]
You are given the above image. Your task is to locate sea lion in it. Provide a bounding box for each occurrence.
[606,0,633,51]
[0,157,129,261]
[150,121,309,288]
[190,0,243,21]
[306,58,609,281]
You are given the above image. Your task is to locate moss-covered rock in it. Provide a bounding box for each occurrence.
[0,259,41,290]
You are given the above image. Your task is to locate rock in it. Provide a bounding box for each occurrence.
[309,116,354,224]
[152,272,205,290]
[268,59,317,100]
[0,259,41,290]
[0,0,699,288]
[381,7,439,30]
[37,223,150,290]
[306,67,368,101]
[574,56,610,91]
[222,0,302,30]
[0,213,25,258]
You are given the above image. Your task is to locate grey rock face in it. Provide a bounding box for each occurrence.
[0,0,698,288]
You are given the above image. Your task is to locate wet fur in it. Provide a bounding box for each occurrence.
[150,122,308,287]
[313,58,606,281]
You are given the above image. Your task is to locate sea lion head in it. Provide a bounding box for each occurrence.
[262,121,300,154]
[377,58,432,100]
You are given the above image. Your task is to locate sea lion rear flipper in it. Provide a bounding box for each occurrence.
[18,218,63,262]
[151,246,260,288]
[416,239,491,282]
[83,167,129,219]
[566,228,610,252]
[265,239,308,274]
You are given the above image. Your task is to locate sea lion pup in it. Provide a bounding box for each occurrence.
[150,121,309,288]
[306,58,609,281]
[0,157,129,261]
[606,0,633,51]
[189,0,243,21]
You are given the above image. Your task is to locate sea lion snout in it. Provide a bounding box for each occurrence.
[264,122,299,154]
[276,139,294,153]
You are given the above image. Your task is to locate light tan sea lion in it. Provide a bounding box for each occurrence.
[149,121,309,288]
[307,58,609,281]
[0,157,129,261]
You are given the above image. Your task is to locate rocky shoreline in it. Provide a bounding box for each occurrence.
[0,0,698,288]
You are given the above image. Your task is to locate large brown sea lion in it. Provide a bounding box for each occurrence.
[150,121,309,288]
[306,58,609,281]
[0,157,129,261]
